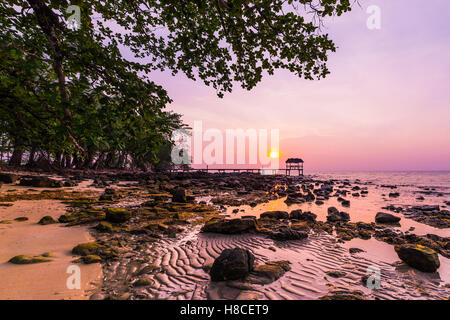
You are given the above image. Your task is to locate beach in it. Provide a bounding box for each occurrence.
[0,171,449,300]
[0,182,102,300]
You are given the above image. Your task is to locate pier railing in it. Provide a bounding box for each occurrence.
[168,167,303,176]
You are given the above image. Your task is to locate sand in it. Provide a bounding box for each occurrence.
[0,198,102,300]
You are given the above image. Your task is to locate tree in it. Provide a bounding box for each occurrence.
[0,0,352,170]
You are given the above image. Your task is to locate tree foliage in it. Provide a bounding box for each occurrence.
[0,0,351,170]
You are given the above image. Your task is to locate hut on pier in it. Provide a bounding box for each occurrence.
[285,158,304,176]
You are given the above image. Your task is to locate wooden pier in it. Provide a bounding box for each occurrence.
[169,158,304,176]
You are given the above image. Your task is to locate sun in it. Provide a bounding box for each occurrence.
[269,150,280,159]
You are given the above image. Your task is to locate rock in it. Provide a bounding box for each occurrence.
[250,260,291,284]
[76,254,102,264]
[72,241,119,260]
[326,270,347,278]
[59,210,105,225]
[289,209,303,220]
[201,218,256,234]
[105,208,131,223]
[99,193,116,201]
[9,254,52,264]
[0,173,19,184]
[327,207,350,222]
[14,217,28,222]
[19,176,63,188]
[341,200,350,207]
[171,188,187,203]
[289,210,317,222]
[411,205,440,211]
[210,248,255,281]
[284,193,306,204]
[389,192,400,198]
[95,221,120,233]
[260,211,289,220]
[269,226,308,241]
[89,293,107,300]
[375,212,401,224]
[38,216,57,225]
[394,244,440,272]
[349,248,365,254]
[133,277,154,287]
[319,290,366,300]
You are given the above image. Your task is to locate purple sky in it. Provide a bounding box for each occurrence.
[146,0,450,171]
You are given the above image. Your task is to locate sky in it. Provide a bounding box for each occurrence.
[147,0,450,172]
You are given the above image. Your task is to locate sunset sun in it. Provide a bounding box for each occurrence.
[269,150,280,159]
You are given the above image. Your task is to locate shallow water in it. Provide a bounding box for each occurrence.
[226,171,450,237]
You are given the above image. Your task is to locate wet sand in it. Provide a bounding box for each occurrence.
[0,198,102,300]
[1,171,449,300]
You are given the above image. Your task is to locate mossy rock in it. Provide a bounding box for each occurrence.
[95,221,121,233]
[38,216,57,225]
[251,260,291,283]
[59,210,105,225]
[9,254,53,264]
[41,252,56,257]
[105,208,131,223]
[395,244,440,272]
[72,242,104,256]
[133,277,154,287]
[72,241,119,260]
[75,255,102,264]
[290,221,310,231]
[319,291,366,300]
[0,203,13,207]
[14,217,28,222]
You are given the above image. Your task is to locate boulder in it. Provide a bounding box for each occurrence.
[341,200,350,207]
[58,210,105,225]
[210,248,255,281]
[289,210,317,222]
[269,226,308,241]
[260,211,289,220]
[250,260,291,284]
[201,218,256,234]
[375,212,401,224]
[389,192,400,198]
[71,241,119,260]
[327,207,350,222]
[171,188,187,203]
[395,244,440,272]
[105,208,131,223]
[0,173,19,184]
[9,254,52,264]
[38,216,57,225]
[19,176,63,188]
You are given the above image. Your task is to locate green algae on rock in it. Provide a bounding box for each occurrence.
[38,216,57,225]
[9,254,53,264]
[395,244,440,272]
[14,217,28,222]
[59,210,105,225]
[105,208,131,223]
[74,254,102,264]
[95,221,121,233]
[72,241,120,261]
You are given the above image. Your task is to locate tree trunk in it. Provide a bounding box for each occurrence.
[27,146,37,167]
[27,0,85,155]
[9,147,24,166]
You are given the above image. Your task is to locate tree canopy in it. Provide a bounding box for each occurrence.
[0,0,352,170]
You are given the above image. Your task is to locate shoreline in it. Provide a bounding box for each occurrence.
[0,186,103,300]
[0,170,449,300]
